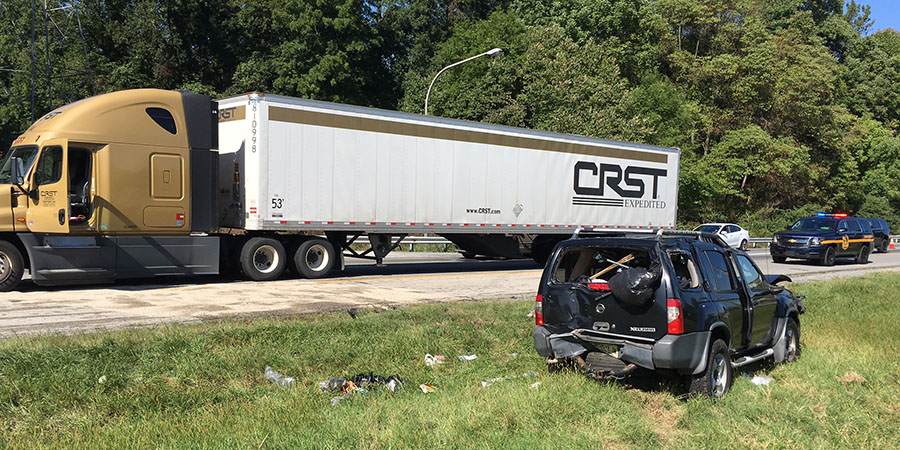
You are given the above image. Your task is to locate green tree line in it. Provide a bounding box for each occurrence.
[1,0,898,234]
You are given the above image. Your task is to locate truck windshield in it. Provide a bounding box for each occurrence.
[790,218,837,232]
[0,146,39,183]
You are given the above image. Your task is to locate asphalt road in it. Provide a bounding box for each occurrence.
[2,248,899,339]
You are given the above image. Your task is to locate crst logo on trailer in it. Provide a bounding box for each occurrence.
[572,161,668,209]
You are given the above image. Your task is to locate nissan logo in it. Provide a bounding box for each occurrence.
[595,303,606,314]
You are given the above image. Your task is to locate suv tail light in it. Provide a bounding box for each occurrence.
[667,298,683,334]
[535,294,544,326]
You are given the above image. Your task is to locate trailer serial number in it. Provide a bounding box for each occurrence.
[271,198,283,209]
[467,207,500,214]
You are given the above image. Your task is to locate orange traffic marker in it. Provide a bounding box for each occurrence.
[890,238,895,250]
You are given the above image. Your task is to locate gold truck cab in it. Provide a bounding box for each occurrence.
[0,89,219,291]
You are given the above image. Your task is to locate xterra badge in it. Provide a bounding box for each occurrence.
[629,327,656,332]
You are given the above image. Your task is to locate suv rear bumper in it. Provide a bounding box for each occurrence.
[534,326,711,374]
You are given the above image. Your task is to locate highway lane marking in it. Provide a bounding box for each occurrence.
[314,269,543,283]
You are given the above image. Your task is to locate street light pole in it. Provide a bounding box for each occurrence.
[425,47,502,116]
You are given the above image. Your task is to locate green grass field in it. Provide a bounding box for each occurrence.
[2,272,900,449]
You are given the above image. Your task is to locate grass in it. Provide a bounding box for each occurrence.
[2,273,900,449]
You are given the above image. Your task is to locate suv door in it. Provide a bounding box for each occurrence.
[732,254,778,348]
[697,246,744,348]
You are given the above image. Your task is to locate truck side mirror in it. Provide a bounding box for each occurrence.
[9,157,25,186]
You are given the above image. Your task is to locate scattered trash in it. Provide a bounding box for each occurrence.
[458,354,478,361]
[529,382,541,389]
[527,310,536,318]
[318,377,348,392]
[349,372,404,391]
[348,307,359,319]
[750,375,773,386]
[97,375,107,384]
[419,383,436,393]
[385,379,402,392]
[509,353,519,358]
[330,393,355,406]
[837,371,867,385]
[481,371,538,388]
[425,354,446,367]
[133,376,144,382]
[265,366,295,387]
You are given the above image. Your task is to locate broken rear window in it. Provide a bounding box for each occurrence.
[552,247,654,283]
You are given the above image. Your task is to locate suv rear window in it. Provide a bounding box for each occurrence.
[552,247,653,283]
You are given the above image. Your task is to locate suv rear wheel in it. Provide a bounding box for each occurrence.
[855,245,869,264]
[879,239,889,253]
[689,339,732,398]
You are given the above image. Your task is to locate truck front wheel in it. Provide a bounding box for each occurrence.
[0,241,24,292]
[240,237,287,281]
[291,238,336,279]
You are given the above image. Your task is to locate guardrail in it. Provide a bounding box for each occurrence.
[348,234,900,251]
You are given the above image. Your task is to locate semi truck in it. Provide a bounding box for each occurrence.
[0,89,680,291]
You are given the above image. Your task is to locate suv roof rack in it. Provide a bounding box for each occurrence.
[572,228,730,249]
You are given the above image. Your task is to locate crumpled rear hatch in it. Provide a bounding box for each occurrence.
[541,243,669,341]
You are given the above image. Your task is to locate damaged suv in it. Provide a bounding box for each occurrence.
[532,230,805,397]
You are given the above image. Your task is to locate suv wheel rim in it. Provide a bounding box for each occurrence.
[712,353,728,397]
[785,325,798,361]
[0,252,11,283]
[825,249,835,265]
[253,245,279,274]
[305,244,329,272]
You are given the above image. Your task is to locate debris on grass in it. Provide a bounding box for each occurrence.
[527,310,536,318]
[419,383,436,393]
[458,354,477,361]
[97,375,107,384]
[529,382,541,389]
[318,377,348,392]
[425,353,445,367]
[837,371,867,385]
[750,375,774,386]
[481,371,538,388]
[264,366,295,387]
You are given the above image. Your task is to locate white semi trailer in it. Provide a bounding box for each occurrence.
[0,89,679,290]
[215,93,680,279]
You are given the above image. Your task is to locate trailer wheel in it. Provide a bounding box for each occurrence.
[292,238,336,279]
[240,237,287,281]
[0,240,24,292]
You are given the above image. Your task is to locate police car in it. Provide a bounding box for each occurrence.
[770,213,874,266]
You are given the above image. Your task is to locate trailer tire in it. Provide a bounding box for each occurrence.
[292,238,336,279]
[0,240,24,292]
[240,237,287,281]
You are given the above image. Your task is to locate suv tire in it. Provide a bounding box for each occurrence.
[855,245,869,264]
[689,339,732,398]
[820,246,836,266]
[879,239,889,253]
[784,319,801,363]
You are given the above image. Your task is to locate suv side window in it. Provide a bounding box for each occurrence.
[668,251,701,289]
[735,255,765,292]
[837,219,848,232]
[848,219,862,233]
[703,250,734,292]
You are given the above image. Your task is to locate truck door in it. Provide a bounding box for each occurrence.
[25,139,69,233]
[733,254,778,347]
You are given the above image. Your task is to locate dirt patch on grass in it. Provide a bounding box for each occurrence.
[630,391,684,448]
